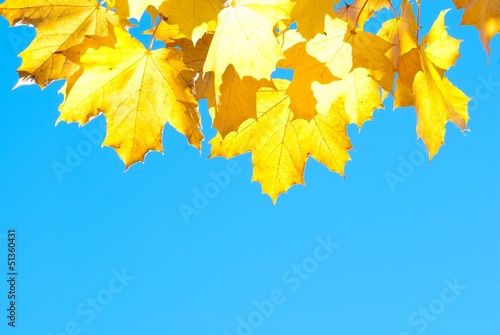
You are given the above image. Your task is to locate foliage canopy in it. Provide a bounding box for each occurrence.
[0,0,498,202]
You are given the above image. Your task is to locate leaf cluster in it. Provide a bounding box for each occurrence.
[0,0,498,202]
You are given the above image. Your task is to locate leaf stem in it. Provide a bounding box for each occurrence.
[388,0,398,18]
[354,0,369,29]
[416,0,421,40]
[148,15,161,52]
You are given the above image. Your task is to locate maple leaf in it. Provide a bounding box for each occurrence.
[290,0,336,39]
[306,15,394,126]
[0,0,493,202]
[278,29,336,121]
[214,65,274,137]
[377,0,418,78]
[211,79,351,203]
[453,0,500,55]
[345,29,395,93]
[158,0,223,45]
[0,0,117,87]
[166,35,216,103]
[306,16,353,79]
[307,15,394,92]
[313,67,384,128]
[394,10,470,159]
[148,21,186,43]
[58,27,203,167]
[203,0,294,92]
[166,34,268,138]
[376,0,420,108]
[335,0,391,29]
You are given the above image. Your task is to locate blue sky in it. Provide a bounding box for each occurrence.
[0,1,499,334]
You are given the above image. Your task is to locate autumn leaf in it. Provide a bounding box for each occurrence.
[378,3,469,156]
[278,29,336,121]
[377,0,418,68]
[313,67,384,128]
[203,0,294,92]
[395,10,470,159]
[377,0,420,102]
[166,35,216,103]
[307,15,394,91]
[306,16,353,79]
[0,0,493,202]
[211,79,351,203]
[335,0,391,29]
[307,15,393,126]
[58,27,203,167]
[345,29,395,93]
[453,0,500,55]
[290,0,336,39]
[148,21,186,43]
[214,65,275,137]
[159,0,223,45]
[0,0,117,87]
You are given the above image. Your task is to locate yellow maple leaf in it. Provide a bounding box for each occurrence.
[306,16,352,79]
[307,15,394,92]
[392,49,421,107]
[290,0,336,39]
[412,61,469,159]
[422,10,462,71]
[278,29,336,120]
[345,29,395,93]
[158,0,223,45]
[313,67,384,127]
[203,0,294,92]
[395,10,470,159]
[377,1,417,62]
[377,0,419,94]
[306,15,393,126]
[58,27,203,167]
[377,0,418,70]
[0,0,487,203]
[214,65,274,137]
[149,21,187,43]
[166,35,216,103]
[335,0,391,29]
[0,0,117,87]
[211,79,351,203]
[151,19,218,45]
[453,0,500,55]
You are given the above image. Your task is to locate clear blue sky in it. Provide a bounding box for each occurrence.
[0,1,499,334]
